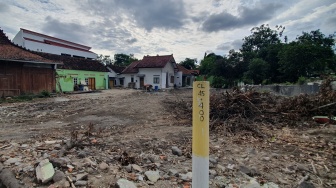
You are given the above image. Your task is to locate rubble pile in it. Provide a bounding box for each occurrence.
[167,77,336,136]
[279,77,336,120]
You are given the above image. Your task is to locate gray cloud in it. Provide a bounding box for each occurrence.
[217,39,243,51]
[125,38,137,44]
[42,16,142,54]
[201,3,282,32]
[326,16,336,27]
[42,16,87,44]
[77,0,187,31]
[0,2,9,12]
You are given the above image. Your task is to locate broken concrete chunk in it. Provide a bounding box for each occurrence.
[131,164,143,172]
[145,171,160,182]
[116,178,137,188]
[75,180,87,186]
[99,162,109,170]
[171,146,182,156]
[36,159,55,183]
[4,158,21,165]
[52,170,65,182]
[76,173,88,181]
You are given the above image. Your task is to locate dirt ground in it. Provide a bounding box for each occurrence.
[0,89,335,188]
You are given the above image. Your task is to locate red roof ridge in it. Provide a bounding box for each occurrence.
[21,28,91,50]
[0,29,62,64]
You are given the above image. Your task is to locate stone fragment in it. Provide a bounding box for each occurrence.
[4,158,20,165]
[217,164,225,172]
[99,162,109,170]
[36,159,55,183]
[131,164,142,172]
[209,158,217,164]
[125,164,132,173]
[298,181,315,188]
[52,170,65,182]
[171,146,182,156]
[0,169,23,188]
[116,178,137,188]
[83,158,97,166]
[239,165,260,177]
[241,179,261,188]
[214,176,228,188]
[262,157,271,161]
[209,169,217,176]
[168,169,179,176]
[50,158,67,168]
[145,171,160,182]
[75,180,87,186]
[262,182,279,188]
[76,173,88,181]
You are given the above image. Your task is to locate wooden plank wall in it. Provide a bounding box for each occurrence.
[0,61,55,96]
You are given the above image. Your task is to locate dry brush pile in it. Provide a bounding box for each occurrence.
[165,77,336,137]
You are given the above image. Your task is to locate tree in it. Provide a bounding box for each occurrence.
[199,53,221,75]
[114,53,138,66]
[179,58,197,69]
[278,30,335,82]
[244,58,270,84]
[241,24,283,54]
[97,54,113,65]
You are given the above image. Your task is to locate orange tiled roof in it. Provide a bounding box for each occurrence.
[177,64,199,75]
[122,60,141,74]
[106,64,125,74]
[135,55,175,68]
[34,52,108,72]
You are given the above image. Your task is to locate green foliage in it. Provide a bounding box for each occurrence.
[179,58,197,69]
[211,76,226,88]
[245,58,270,84]
[114,53,138,66]
[241,24,283,53]
[199,53,218,75]
[197,25,335,87]
[0,94,34,103]
[41,90,51,97]
[278,30,335,82]
[97,54,113,65]
[297,76,307,85]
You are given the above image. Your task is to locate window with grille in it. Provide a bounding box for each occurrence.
[153,75,160,84]
[73,77,78,85]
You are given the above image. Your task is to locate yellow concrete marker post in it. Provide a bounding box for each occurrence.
[192,81,209,188]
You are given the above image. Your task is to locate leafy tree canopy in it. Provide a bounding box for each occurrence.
[97,54,113,65]
[179,58,197,69]
[114,53,138,66]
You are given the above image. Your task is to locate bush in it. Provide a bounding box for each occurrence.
[41,90,51,97]
[211,76,226,88]
[297,76,307,85]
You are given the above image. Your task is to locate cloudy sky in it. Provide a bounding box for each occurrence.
[0,0,335,63]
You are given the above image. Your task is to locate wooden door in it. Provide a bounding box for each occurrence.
[88,78,96,90]
[109,80,114,89]
[140,77,144,88]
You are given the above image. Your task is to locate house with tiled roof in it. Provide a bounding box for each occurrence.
[0,29,62,96]
[12,28,97,59]
[176,64,199,87]
[121,55,178,89]
[106,64,125,88]
[35,52,108,92]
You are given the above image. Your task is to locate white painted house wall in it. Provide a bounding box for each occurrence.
[12,29,97,59]
[122,74,134,88]
[106,67,122,86]
[174,71,183,87]
[122,62,176,89]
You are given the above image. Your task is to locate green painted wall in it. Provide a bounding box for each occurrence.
[56,69,108,92]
